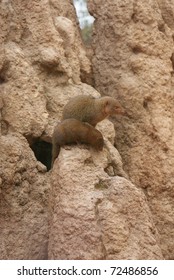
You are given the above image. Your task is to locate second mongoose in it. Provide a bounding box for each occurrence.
[52,119,104,166]
[62,95,126,126]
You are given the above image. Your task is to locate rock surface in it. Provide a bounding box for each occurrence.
[49,147,162,260]
[89,0,174,259]
[0,134,49,259]
[0,0,92,259]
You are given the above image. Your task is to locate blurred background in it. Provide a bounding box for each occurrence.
[73,0,94,44]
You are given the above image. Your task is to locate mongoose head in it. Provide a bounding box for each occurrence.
[104,97,126,116]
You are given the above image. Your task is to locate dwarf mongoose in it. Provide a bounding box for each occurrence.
[52,119,104,166]
[62,95,126,126]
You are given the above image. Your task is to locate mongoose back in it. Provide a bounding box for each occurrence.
[52,119,104,166]
[62,95,126,126]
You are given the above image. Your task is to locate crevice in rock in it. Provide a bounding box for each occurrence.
[1,120,9,135]
[30,140,52,171]
[0,76,5,84]
[94,198,107,259]
[143,95,152,110]
[73,0,94,45]
[170,53,174,70]
[0,68,7,84]
[0,61,10,84]
[95,179,109,189]
[131,13,138,23]
[104,164,115,177]
[158,23,166,34]
[132,46,142,54]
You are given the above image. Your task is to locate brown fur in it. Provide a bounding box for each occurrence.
[52,119,104,166]
[62,95,126,126]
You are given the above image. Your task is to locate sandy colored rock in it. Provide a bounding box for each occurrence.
[1,42,48,138]
[0,134,50,259]
[89,0,174,259]
[0,0,91,259]
[48,146,162,259]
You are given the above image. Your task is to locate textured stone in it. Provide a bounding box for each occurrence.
[89,0,174,259]
[48,147,162,260]
[0,134,50,259]
[1,42,48,138]
[0,0,91,259]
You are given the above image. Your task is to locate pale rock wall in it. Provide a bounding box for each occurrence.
[88,0,174,259]
[49,147,162,260]
[0,0,91,259]
[0,134,49,259]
